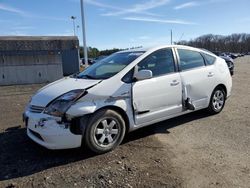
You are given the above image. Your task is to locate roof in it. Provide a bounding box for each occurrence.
[119,45,204,53]
[0,36,78,41]
[0,36,79,51]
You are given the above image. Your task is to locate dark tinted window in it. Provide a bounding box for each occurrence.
[203,53,216,65]
[137,49,175,77]
[178,49,205,71]
[122,68,134,83]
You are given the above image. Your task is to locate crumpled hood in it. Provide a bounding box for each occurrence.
[30,77,101,107]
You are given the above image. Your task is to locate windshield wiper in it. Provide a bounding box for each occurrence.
[77,74,97,79]
[70,72,80,78]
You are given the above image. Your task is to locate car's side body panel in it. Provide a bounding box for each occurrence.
[180,66,213,109]
[132,72,183,125]
[66,80,136,132]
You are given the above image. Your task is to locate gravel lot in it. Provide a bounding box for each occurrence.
[0,56,249,188]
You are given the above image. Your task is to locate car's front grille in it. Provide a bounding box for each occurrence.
[29,105,45,113]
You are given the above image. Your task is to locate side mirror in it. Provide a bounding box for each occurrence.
[134,70,153,81]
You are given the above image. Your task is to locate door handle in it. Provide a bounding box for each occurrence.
[170,80,180,86]
[208,72,214,77]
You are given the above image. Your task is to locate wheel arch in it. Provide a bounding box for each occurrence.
[208,84,227,105]
[208,84,227,106]
[207,84,227,114]
[93,105,130,134]
[215,84,227,97]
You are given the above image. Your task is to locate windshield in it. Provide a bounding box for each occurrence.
[76,51,145,80]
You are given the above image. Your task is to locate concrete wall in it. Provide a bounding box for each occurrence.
[0,36,79,85]
[0,65,63,85]
[0,52,63,85]
[0,36,79,51]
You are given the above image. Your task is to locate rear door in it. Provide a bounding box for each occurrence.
[132,48,183,125]
[175,48,216,109]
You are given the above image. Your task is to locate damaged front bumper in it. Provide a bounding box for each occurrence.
[23,111,82,150]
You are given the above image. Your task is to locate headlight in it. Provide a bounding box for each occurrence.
[44,89,86,117]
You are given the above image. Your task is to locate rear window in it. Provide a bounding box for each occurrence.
[203,53,216,65]
[178,49,205,71]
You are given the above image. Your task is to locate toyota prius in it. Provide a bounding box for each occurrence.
[23,45,232,154]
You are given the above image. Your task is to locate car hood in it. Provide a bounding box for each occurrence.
[30,77,101,107]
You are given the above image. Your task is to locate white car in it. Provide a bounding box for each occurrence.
[23,45,232,153]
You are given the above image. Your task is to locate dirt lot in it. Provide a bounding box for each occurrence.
[0,56,249,188]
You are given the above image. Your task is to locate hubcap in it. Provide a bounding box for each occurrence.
[94,118,119,146]
[212,90,224,111]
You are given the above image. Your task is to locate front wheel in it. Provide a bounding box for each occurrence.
[207,87,226,114]
[84,109,126,154]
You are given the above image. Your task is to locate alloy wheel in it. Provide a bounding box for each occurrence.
[212,90,225,111]
[94,118,120,147]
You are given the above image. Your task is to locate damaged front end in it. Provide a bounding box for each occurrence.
[44,89,87,117]
[24,110,83,149]
[24,89,93,150]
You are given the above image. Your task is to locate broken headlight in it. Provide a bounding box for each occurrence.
[44,89,86,117]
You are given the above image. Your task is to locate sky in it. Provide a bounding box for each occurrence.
[0,0,250,50]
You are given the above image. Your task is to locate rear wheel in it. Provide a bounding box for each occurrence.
[207,87,226,114]
[84,109,126,154]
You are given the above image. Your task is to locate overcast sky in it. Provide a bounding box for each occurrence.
[0,0,249,49]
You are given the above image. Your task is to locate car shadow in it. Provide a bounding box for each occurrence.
[0,127,95,181]
[0,110,210,181]
[123,109,211,143]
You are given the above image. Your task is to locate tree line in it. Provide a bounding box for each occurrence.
[79,33,250,58]
[79,46,143,58]
[176,33,250,53]
[79,47,122,58]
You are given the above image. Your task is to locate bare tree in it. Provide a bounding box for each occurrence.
[176,33,250,53]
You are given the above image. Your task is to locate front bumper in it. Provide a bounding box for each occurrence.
[24,111,82,150]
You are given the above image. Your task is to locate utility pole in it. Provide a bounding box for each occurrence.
[76,25,80,36]
[171,29,173,45]
[80,0,88,67]
[76,25,81,70]
[71,16,76,36]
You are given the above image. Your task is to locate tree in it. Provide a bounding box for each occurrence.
[176,33,250,53]
[99,48,121,56]
[79,46,100,58]
[88,47,100,58]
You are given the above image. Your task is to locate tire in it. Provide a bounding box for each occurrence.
[84,109,126,154]
[207,87,226,114]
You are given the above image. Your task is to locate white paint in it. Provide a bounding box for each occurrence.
[24,45,232,150]
[31,77,100,107]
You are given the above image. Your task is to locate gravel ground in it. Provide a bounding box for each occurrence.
[0,56,249,188]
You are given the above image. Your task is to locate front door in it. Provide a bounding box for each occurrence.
[132,48,183,125]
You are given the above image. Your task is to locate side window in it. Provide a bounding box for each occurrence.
[178,49,205,71]
[122,68,134,83]
[137,49,175,77]
[202,53,216,65]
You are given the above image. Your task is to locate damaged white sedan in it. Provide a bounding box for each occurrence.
[23,45,232,153]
